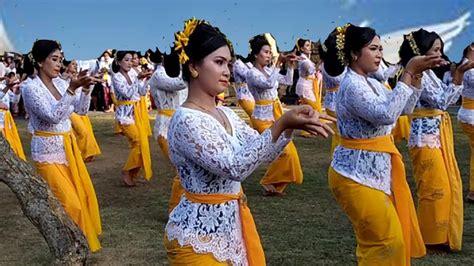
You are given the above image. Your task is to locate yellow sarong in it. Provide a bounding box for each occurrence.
[164,235,229,265]
[0,109,26,160]
[117,100,152,180]
[70,113,101,160]
[409,108,463,251]
[238,99,255,119]
[460,97,474,191]
[251,99,303,192]
[338,135,426,265]
[34,130,101,252]
[182,189,265,266]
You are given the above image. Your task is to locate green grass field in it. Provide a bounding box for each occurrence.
[0,109,473,265]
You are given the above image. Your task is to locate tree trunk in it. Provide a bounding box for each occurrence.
[0,135,89,264]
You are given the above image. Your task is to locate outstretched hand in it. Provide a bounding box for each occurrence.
[279,105,335,138]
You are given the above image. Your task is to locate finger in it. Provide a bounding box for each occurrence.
[319,113,337,122]
[306,125,330,138]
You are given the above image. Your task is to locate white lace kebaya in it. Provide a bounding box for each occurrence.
[22,77,91,165]
[408,69,463,148]
[246,65,293,121]
[458,58,474,125]
[296,53,317,101]
[331,69,421,195]
[322,63,346,113]
[0,82,20,129]
[112,71,147,125]
[149,64,188,140]
[233,59,254,102]
[166,106,290,265]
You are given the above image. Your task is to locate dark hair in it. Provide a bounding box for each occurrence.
[112,50,133,73]
[458,42,474,65]
[399,28,442,67]
[294,38,310,56]
[172,20,233,82]
[6,72,16,78]
[22,53,35,76]
[148,47,163,64]
[31,39,62,70]
[247,34,270,64]
[163,48,180,78]
[344,25,377,65]
[319,28,344,76]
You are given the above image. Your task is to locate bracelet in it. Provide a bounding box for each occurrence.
[82,87,91,94]
[405,71,422,80]
[66,88,75,96]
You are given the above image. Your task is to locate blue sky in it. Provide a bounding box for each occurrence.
[1,0,472,61]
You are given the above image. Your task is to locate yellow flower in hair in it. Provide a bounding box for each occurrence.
[174,31,189,51]
[179,50,190,64]
[183,18,199,37]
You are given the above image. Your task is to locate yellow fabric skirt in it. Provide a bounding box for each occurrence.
[392,116,410,143]
[70,113,101,161]
[460,122,474,191]
[409,147,462,248]
[164,234,230,265]
[329,167,406,265]
[251,118,303,193]
[120,123,143,172]
[158,136,185,213]
[0,110,26,160]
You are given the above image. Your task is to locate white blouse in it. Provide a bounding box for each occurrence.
[331,69,420,194]
[166,106,290,265]
[409,69,463,148]
[22,77,90,165]
[232,59,254,102]
[149,64,188,140]
[296,53,317,101]
[0,82,20,129]
[246,66,293,121]
[112,71,147,125]
[322,64,346,113]
[458,59,474,125]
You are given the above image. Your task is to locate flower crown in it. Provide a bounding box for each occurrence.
[406,32,421,56]
[336,23,350,65]
[295,38,301,50]
[174,18,200,64]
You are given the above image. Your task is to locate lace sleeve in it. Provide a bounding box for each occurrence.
[277,67,294,86]
[113,75,137,99]
[9,91,20,105]
[402,82,422,114]
[137,78,148,96]
[73,90,91,115]
[150,69,187,92]
[464,69,474,90]
[23,83,75,124]
[344,79,412,125]
[420,71,463,109]
[247,67,281,91]
[170,110,290,182]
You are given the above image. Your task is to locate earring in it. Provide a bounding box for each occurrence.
[191,69,199,79]
[353,56,358,61]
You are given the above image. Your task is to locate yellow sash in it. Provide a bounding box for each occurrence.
[305,76,322,112]
[34,130,102,251]
[116,100,152,180]
[184,189,265,266]
[326,110,336,118]
[1,110,26,160]
[326,86,339,93]
[340,135,426,264]
[255,98,283,119]
[410,108,463,250]
[139,96,152,136]
[158,109,175,118]
[462,97,474,110]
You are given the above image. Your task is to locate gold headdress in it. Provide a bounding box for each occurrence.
[336,23,350,65]
[406,32,421,56]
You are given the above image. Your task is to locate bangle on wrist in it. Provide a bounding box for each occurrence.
[66,88,75,96]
